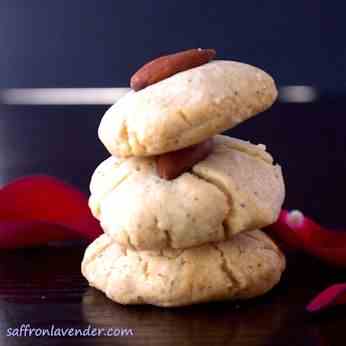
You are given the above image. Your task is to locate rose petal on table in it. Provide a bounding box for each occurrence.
[0,175,102,247]
[265,210,303,251]
[307,283,346,313]
[287,210,346,249]
[266,209,346,267]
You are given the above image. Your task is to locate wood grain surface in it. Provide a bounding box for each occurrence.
[0,247,345,346]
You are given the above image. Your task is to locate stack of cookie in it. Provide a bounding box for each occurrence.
[82,49,286,307]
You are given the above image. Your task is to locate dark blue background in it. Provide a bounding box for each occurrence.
[1,0,345,89]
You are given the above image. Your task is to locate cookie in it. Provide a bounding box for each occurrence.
[98,61,277,157]
[89,135,285,250]
[81,229,285,307]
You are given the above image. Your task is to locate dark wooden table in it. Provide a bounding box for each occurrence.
[0,98,345,345]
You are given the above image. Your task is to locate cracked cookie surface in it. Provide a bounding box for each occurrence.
[98,61,277,157]
[89,135,285,251]
[81,229,285,307]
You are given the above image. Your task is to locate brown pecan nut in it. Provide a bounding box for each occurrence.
[156,139,214,180]
[130,48,216,91]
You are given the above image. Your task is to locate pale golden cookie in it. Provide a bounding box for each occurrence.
[89,135,285,251]
[98,61,277,157]
[81,230,285,307]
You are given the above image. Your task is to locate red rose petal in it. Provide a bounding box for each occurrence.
[266,209,346,267]
[307,283,346,313]
[0,175,102,248]
[291,212,346,249]
[265,210,303,251]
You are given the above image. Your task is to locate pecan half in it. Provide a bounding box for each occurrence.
[130,48,216,91]
[156,139,214,180]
